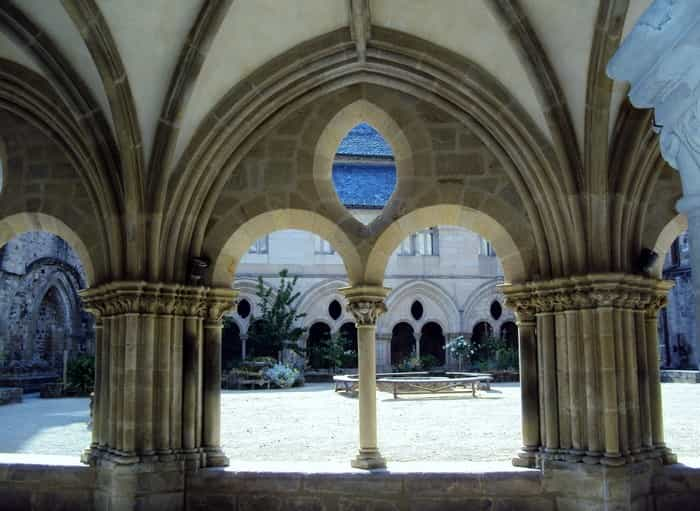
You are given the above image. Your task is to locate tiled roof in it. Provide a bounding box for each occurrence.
[332,163,396,208]
[336,123,394,158]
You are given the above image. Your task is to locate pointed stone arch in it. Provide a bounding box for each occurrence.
[210,209,363,287]
[365,205,527,286]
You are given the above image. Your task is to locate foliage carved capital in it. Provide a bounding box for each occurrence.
[79,282,238,320]
[339,285,391,327]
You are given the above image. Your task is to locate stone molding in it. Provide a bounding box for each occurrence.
[339,285,390,326]
[80,281,238,319]
[502,273,672,315]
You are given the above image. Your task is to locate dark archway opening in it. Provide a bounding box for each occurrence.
[339,322,358,368]
[222,319,241,371]
[247,319,278,359]
[471,321,494,362]
[307,322,332,369]
[391,322,416,367]
[420,321,446,367]
[500,321,518,351]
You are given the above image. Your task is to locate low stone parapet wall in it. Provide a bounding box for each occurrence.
[0,454,95,511]
[186,462,551,511]
[0,456,698,510]
[0,387,22,405]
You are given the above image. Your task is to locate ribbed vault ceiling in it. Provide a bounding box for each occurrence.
[0,0,651,173]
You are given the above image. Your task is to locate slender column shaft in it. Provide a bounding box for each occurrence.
[537,317,546,448]
[170,317,183,451]
[202,319,228,466]
[539,312,559,452]
[113,316,124,451]
[356,324,380,458]
[555,311,571,452]
[182,316,201,452]
[623,309,641,455]
[636,309,653,450]
[581,307,602,462]
[597,306,622,464]
[516,315,539,466]
[155,315,172,453]
[122,314,139,454]
[99,318,111,448]
[91,321,103,447]
[139,314,156,454]
[565,310,584,455]
[613,309,629,457]
[644,310,665,448]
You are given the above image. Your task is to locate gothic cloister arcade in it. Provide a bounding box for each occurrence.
[0,0,698,509]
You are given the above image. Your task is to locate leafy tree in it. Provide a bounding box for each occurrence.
[65,354,95,395]
[317,331,356,374]
[247,269,307,360]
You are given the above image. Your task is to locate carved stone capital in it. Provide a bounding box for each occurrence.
[339,285,390,326]
[500,285,536,320]
[80,282,238,321]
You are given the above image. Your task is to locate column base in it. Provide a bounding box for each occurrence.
[512,448,538,468]
[351,449,386,470]
[204,447,230,467]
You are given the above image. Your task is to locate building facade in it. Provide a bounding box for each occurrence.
[229,224,515,372]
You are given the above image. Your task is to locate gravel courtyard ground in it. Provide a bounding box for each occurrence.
[0,383,698,463]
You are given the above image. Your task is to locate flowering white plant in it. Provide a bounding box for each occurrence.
[444,336,475,370]
[263,363,299,388]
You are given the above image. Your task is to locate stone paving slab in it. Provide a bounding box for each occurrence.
[0,384,697,464]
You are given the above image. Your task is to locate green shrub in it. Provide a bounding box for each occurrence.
[419,354,440,370]
[65,354,95,395]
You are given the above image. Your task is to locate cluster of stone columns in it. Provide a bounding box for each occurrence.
[80,282,237,469]
[503,274,676,468]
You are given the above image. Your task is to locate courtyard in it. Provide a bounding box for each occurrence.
[1,382,699,464]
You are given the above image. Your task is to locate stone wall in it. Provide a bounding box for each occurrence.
[0,456,698,510]
[0,231,92,374]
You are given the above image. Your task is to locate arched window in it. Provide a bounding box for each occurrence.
[333,123,396,218]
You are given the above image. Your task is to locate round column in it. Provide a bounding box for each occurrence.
[340,285,390,470]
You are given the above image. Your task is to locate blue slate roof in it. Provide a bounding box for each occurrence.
[336,123,394,158]
[332,163,396,208]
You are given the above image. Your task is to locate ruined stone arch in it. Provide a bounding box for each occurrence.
[0,214,96,286]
